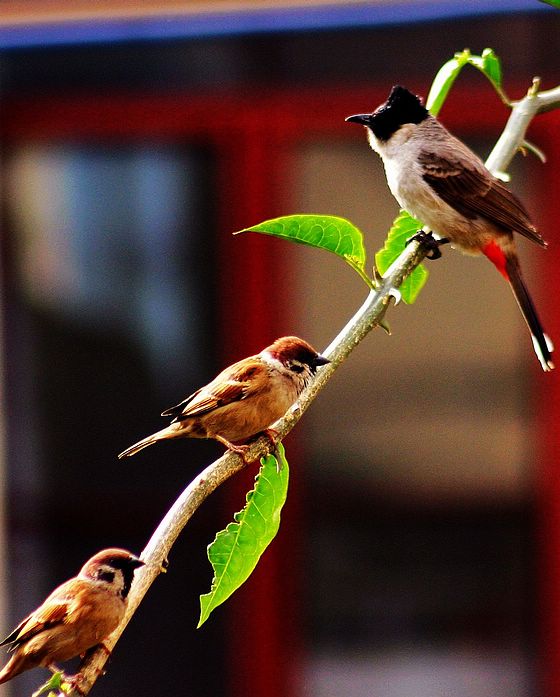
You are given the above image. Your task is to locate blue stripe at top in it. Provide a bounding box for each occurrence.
[0,0,551,50]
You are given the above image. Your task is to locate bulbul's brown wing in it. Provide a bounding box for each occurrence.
[161,358,263,421]
[419,150,546,247]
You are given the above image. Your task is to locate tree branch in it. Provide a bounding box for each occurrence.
[65,77,557,697]
[485,79,560,174]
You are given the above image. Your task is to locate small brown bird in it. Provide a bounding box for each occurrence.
[347,85,554,371]
[118,335,329,459]
[0,548,144,685]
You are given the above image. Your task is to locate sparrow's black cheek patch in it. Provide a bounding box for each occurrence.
[98,571,115,584]
[121,569,137,598]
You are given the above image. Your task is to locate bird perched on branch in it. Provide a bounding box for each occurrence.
[346,84,554,371]
[0,548,143,686]
[118,335,330,460]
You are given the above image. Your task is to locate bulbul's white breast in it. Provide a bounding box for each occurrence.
[368,123,463,237]
[368,125,426,210]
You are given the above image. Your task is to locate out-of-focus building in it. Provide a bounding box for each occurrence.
[0,2,559,697]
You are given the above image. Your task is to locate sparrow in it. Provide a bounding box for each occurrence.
[346,85,554,371]
[0,548,144,685]
[118,335,329,459]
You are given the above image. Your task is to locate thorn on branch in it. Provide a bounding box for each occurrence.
[528,76,541,97]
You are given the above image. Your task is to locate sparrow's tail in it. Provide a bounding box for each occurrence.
[505,255,554,372]
[0,655,28,685]
[118,426,176,459]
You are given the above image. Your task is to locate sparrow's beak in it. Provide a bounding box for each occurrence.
[313,354,330,371]
[130,557,145,569]
[345,113,372,126]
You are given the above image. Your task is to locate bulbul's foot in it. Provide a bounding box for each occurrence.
[406,230,449,260]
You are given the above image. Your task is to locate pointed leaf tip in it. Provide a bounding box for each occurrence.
[237,214,374,288]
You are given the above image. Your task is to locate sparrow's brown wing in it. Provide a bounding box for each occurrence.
[0,577,97,649]
[161,387,203,418]
[0,616,35,647]
[419,151,546,247]
[162,358,262,421]
[0,598,69,649]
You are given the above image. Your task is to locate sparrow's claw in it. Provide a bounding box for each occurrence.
[97,642,112,659]
[220,430,282,466]
[214,435,254,463]
[230,444,252,461]
[262,428,279,448]
[65,672,88,696]
[260,429,283,469]
[405,230,449,260]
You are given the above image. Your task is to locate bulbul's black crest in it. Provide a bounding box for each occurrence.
[368,85,428,141]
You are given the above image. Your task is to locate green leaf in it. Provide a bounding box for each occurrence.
[236,214,374,288]
[426,49,471,116]
[539,0,560,8]
[479,48,502,88]
[375,211,429,304]
[468,48,505,98]
[426,48,505,116]
[427,48,507,115]
[198,445,289,627]
[32,672,70,697]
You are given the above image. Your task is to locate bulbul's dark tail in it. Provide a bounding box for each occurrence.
[505,256,554,372]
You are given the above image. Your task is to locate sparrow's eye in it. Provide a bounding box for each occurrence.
[289,363,305,373]
[98,570,115,584]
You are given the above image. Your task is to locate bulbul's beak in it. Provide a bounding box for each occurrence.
[345,113,372,126]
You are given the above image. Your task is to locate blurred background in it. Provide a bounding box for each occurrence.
[0,1,559,696]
